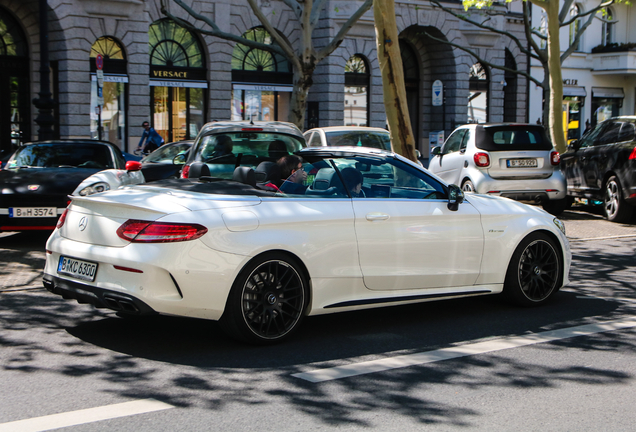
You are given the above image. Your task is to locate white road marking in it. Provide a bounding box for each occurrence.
[292,317,636,383]
[0,399,174,432]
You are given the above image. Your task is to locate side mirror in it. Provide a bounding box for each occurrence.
[125,161,142,172]
[431,146,442,156]
[570,139,581,151]
[447,184,464,211]
[173,153,187,165]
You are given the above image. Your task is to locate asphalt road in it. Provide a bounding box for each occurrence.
[1,205,635,431]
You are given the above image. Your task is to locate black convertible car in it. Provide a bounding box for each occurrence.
[0,140,128,232]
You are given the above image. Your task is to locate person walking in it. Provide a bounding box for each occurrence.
[137,121,164,154]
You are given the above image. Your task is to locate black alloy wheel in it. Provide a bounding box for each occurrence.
[604,176,633,223]
[504,232,562,306]
[221,254,307,344]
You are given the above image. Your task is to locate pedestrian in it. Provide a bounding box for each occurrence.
[137,121,164,154]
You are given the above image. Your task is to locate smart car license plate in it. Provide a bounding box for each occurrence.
[57,256,98,282]
[9,207,56,218]
[507,159,538,168]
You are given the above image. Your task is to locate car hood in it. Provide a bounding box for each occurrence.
[0,167,101,195]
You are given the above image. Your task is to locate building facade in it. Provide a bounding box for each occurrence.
[529,0,636,142]
[0,0,529,163]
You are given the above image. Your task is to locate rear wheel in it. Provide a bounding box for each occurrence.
[503,232,562,306]
[220,253,308,344]
[461,179,475,193]
[603,176,633,222]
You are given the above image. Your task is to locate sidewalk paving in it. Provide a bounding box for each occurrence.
[1,206,635,292]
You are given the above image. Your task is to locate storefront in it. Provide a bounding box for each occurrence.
[591,87,624,126]
[149,19,207,143]
[230,27,293,122]
[562,85,586,141]
[90,37,127,149]
[0,7,30,156]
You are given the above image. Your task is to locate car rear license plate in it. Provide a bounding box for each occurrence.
[507,159,538,168]
[9,207,56,218]
[58,256,98,282]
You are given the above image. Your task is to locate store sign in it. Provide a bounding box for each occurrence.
[149,80,208,89]
[233,84,294,92]
[91,75,129,83]
[151,70,190,79]
[563,79,578,86]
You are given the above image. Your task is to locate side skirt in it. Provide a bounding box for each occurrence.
[324,289,493,309]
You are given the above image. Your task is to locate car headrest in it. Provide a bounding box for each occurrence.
[312,168,336,191]
[232,166,256,187]
[254,161,282,186]
[189,162,210,179]
[268,140,288,159]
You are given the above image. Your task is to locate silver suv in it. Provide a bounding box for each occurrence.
[428,124,567,215]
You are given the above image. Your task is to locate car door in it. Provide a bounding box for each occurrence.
[561,122,606,194]
[428,128,467,185]
[585,120,622,191]
[338,156,484,291]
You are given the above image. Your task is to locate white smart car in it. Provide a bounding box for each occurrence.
[44,147,571,344]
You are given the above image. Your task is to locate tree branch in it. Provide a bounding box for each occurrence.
[310,0,329,27]
[315,0,373,63]
[280,0,303,21]
[423,32,545,89]
[561,0,614,26]
[523,0,547,64]
[561,5,598,62]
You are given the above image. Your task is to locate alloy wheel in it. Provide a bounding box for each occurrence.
[604,179,620,220]
[517,239,559,302]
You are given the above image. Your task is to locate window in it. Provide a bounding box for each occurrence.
[617,121,635,142]
[344,55,369,127]
[442,129,466,154]
[503,50,517,122]
[601,7,615,46]
[569,4,582,51]
[468,63,489,123]
[597,121,621,146]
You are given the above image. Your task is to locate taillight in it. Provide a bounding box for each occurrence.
[56,208,68,229]
[116,220,208,243]
[629,147,636,160]
[550,151,560,165]
[181,164,190,178]
[474,152,490,167]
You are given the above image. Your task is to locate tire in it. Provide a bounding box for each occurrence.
[542,198,567,216]
[220,253,308,344]
[503,232,563,306]
[603,176,633,223]
[461,179,475,193]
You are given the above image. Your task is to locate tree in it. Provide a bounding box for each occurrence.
[429,0,614,154]
[160,0,373,129]
[373,0,418,162]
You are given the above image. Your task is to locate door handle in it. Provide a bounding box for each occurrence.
[366,213,390,221]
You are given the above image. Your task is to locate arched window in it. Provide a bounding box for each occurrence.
[231,27,293,122]
[569,4,582,51]
[601,7,615,46]
[400,40,419,144]
[503,49,517,122]
[468,62,489,123]
[90,37,128,148]
[0,7,29,151]
[148,19,207,143]
[344,55,370,127]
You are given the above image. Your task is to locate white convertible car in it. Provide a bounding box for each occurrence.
[44,147,571,344]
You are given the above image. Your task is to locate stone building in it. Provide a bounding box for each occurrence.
[0,0,529,162]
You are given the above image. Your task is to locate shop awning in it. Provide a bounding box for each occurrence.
[592,87,624,98]
[563,86,586,97]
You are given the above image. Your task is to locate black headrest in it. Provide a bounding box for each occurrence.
[232,166,256,187]
[189,162,210,179]
[255,161,282,185]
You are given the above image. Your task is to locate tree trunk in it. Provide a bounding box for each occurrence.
[544,1,566,154]
[289,68,314,129]
[373,0,418,162]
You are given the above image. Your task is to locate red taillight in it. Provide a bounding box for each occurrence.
[474,152,490,167]
[181,164,190,178]
[629,147,636,160]
[550,151,560,165]
[116,220,208,243]
[56,208,68,229]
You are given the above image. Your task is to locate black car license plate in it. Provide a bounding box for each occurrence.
[57,256,98,282]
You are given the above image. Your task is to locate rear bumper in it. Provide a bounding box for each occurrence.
[471,170,567,201]
[43,274,157,315]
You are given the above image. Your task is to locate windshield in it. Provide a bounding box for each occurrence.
[6,143,115,169]
[191,132,305,179]
[325,130,392,150]
[143,142,192,163]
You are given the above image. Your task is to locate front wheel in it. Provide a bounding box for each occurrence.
[604,176,633,222]
[220,253,308,344]
[503,232,562,306]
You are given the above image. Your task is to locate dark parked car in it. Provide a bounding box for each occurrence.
[140,140,192,182]
[561,116,636,222]
[0,140,128,232]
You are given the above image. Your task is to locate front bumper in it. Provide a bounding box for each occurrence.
[43,275,157,315]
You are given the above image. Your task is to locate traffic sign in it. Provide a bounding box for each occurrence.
[96,69,104,88]
[95,105,101,115]
[432,80,444,106]
[95,54,104,70]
